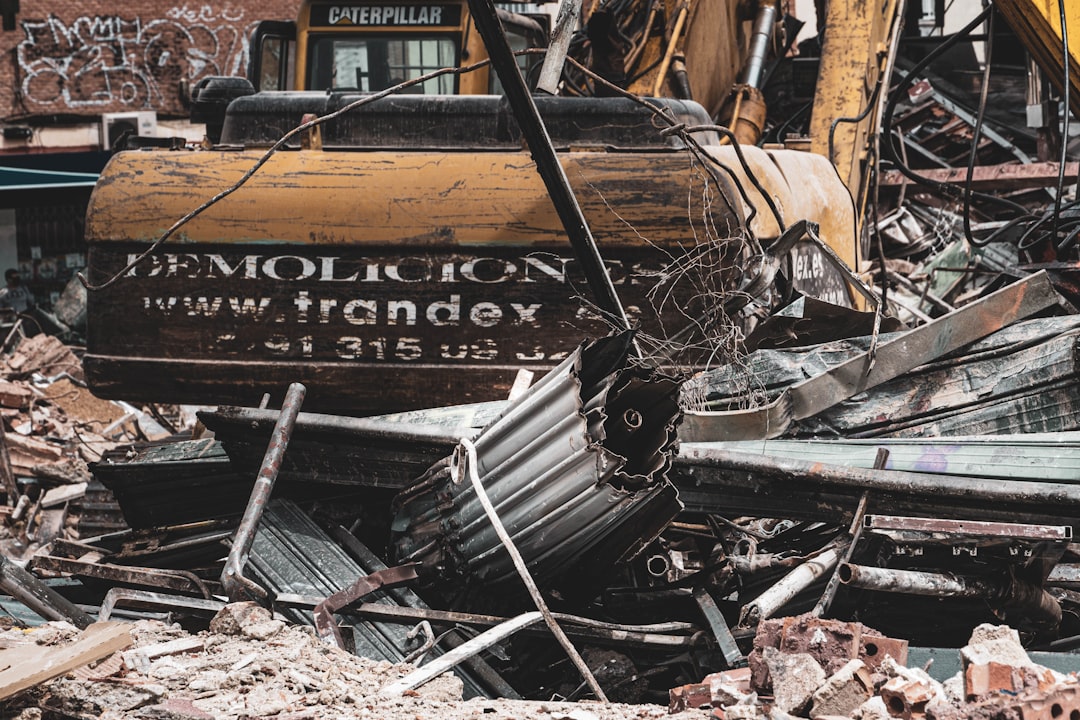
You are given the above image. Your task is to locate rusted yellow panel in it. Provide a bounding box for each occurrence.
[682,0,744,117]
[88,145,854,266]
[809,0,899,195]
[626,0,743,110]
[88,150,741,248]
[996,0,1080,117]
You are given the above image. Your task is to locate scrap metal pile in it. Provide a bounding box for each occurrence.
[2,2,1080,720]
[3,273,1080,718]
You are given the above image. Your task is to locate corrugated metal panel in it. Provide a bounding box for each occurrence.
[689,316,1080,439]
[247,500,506,699]
[392,333,683,590]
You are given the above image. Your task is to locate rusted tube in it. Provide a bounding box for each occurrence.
[1047,563,1080,587]
[839,564,978,597]
[739,546,840,626]
[221,382,306,602]
[841,563,1061,627]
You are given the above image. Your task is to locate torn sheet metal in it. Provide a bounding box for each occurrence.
[681,271,1060,441]
[390,332,682,592]
[199,408,460,489]
[245,499,508,700]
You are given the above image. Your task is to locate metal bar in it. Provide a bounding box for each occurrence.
[31,556,209,595]
[465,0,630,331]
[0,555,92,628]
[380,612,543,696]
[1049,564,1080,587]
[312,564,419,648]
[221,382,305,602]
[678,447,1080,508]
[692,587,743,667]
[535,0,581,95]
[789,271,1058,420]
[99,588,225,621]
[652,1,688,97]
[277,596,697,648]
[813,475,876,619]
[876,160,1080,188]
[864,515,1072,541]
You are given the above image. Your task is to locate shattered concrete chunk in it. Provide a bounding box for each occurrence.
[208,602,285,640]
[856,695,890,720]
[762,647,826,715]
[810,659,873,718]
[960,624,1032,670]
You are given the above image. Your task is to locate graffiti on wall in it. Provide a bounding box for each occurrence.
[16,5,259,112]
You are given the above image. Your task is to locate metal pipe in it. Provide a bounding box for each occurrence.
[839,564,1062,627]
[693,587,743,667]
[740,2,778,88]
[739,546,841,626]
[839,564,981,597]
[221,382,306,602]
[466,0,631,333]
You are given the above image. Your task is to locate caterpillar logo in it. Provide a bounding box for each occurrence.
[313,4,461,26]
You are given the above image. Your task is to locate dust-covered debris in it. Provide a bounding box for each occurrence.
[1,609,711,720]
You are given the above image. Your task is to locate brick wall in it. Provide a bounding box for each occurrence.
[2,1,301,119]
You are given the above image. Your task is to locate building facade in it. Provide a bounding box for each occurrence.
[0,1,300,310]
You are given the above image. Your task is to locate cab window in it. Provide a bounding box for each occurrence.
[308,35,458,93]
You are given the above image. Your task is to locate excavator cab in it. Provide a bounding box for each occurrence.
[246,0,546,95]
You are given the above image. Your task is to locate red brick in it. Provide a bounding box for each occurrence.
[705,667,752,696]
[860,634,909,671]
[669,682,714,712]
[880,677,934,719]
[965,661,1021,700]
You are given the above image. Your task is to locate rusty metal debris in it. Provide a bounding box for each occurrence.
[3,1,1080,718]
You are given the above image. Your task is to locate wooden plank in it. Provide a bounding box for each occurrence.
[41,482,88,509]
[0,622,131,700]
[879,161,1080,190]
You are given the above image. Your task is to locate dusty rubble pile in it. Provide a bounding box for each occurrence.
[0,334,187,558]
[2,602,697,720]
[4,605,1078,720]
[671,614,1080,719]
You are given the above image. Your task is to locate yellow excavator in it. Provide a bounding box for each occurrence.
[82,0,897,412]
